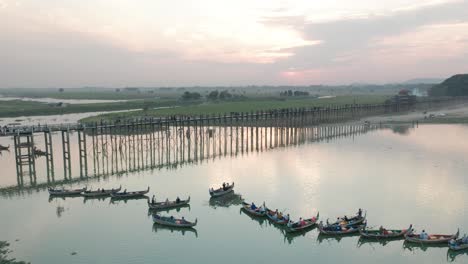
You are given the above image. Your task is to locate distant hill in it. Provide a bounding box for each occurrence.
[429,74,468,96]
[404,78,444,84]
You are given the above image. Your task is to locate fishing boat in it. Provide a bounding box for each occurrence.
[241,202,266,217]
[265,207,289,225]
[81,185,122,197]
[449,236,468,251]
[110,187,150,199]
[209,182,234,197]
[405,229,459,244]
[148,197,190,210]
[33,147,47,156]
[48,186,87,196]
[360,224,412,239]
[331,210,366,227]
[285,212,320,233]
[318,221,365,235]
[152,214,197,228]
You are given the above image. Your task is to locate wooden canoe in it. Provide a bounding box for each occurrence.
[331,211,366,227]
[81,185,122,197]
[48,187,87,196]
[405,229,459,244]
[148,197,190,210]
[449,238,468,251]
[360,224,412,239]
[318,221,365,235]
[241,202,266,217]
[152,214,197,228]
[285,212,320,233]
[265,207,288,225]
[209,182,234,197]
[110,187,150,199]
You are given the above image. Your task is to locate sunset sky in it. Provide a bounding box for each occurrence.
[1,0,467,87]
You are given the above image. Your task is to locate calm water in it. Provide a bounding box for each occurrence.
[0,124,467,263]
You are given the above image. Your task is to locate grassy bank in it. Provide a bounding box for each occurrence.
[0,99,189,118]
[80,95,389,123]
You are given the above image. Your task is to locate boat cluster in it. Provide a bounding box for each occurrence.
[48,182,468,251]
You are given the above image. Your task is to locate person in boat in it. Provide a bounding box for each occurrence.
[101,189,105,193]
[151,195,156,204]
[272,209,279,219]
[358,208,362,217]
[344,215,349,222]
[250,202,257,210]
[123,189,127,194]
[462,234,468,244]
[259,205,265,213]
[379,226,385,234]
[222,182,226,190]
[300,218,306,226]
[284,214,290,222]
[181,216,186,224]
[420,230,428,240]
[170,216,174,222]
[176,196,181,204]
[165,198,169,204]
[278,211,283,220]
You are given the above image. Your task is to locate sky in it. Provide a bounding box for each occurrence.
[1,0,468,87]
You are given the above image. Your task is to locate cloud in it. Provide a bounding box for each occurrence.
[270,0,468,83]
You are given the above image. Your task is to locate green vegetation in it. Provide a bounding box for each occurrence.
[0,99,193,118]
[0,241,29,264]
[429,74,468,96]
[80,95,389,123]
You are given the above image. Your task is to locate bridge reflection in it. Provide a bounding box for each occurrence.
[0,122,400,196]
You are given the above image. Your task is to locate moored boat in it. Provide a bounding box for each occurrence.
[48,186,87,196]
[81,185,122,197]
[241,201,266,217]
[318,221,365,235]
[110,187,150,199]
[152,214,197,228]
[265,207,289,225]
[209,182,234,197]
[405,229,459,244]
[285,212,320,233]
[360,224,412,239]
[0,144,10,150]
[148,197,190,210]
[331,209,366,227]
[449,235,468,251]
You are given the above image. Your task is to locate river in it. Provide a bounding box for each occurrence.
[0,123,467,263]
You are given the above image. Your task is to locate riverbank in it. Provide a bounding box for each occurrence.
[79,95,389,123]
[362,101,468,124]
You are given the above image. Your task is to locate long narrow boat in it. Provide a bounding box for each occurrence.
[241,202,266,217]
[48,187,87,196]
[81,186,122,197]
[209,182,234,197]
[405,229,459,244]
[265,207,289,225]
[331,211,366,227]
[110,187,150,199]
[318,221,365,235]
[360,224,412,239]
[148,197,190,210]
[152,214,197,228]
[285,212,320,233]
[449,237,468,251]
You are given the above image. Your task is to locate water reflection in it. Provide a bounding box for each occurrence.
[239,208,267,228]
[0,123,383,194]
[447,249,468,262]
[147,205,191,214]
[403,241,448,252]
[356,237,402,248]
[152,223,198,238]
[317,233,360,244]
[283,227,317,244]
[208,193,243,208]
[109,196,149,204]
